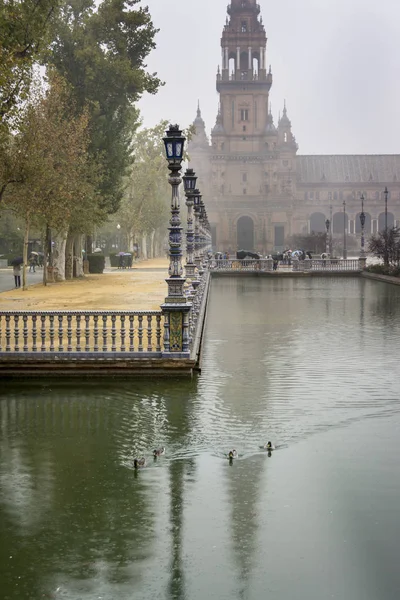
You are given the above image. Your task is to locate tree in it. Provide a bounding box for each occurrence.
[47,0,162,215]
[368,227,400,269]
[287,232,327,255]
[3,72,101,288]
[118,121,170,257]
[0,0,60,130]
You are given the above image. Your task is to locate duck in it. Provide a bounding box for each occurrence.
[263,442,275,451]
[133,457,147,469]
[153,447,165,457]
[228,449,238,460]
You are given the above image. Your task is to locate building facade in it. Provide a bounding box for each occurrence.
[188,0,400,253]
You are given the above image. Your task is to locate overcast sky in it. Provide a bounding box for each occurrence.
[138,0,400,155]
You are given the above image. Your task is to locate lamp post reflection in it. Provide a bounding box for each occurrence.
[359,195,366,257]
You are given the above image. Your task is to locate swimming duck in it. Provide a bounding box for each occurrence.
[153,447,165,457]
[133,457,146,469]
[263,442,275,451]
[228,450,238,459]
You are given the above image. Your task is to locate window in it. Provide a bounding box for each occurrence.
[242,173,247,182]
[328,192,332,201]
[333,192,338,200]
[243,188,247,195]
[309,192,314,200]
[316,191,320,200]
[283,160,288,167]
[240,109,249,121]
[221,142,225,151]
[304,192,308,200]
[284,132,288,143]
[242,136,247,140]
[243,125,246,132]
[240,71,248,81]
[241,21,248,33]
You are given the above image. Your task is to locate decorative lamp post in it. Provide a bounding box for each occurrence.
[182,168,197,279]
[325,218,330,257]
[384,186,389,266]
[329,204,333,256]
[343,200,347,260]
[359,194,366,257]
[193,190,202,270]
[161,124,190,354]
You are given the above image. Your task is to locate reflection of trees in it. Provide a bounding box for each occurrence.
[0,379,199,599]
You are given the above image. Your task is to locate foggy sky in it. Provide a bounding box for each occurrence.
[138,0,400,155]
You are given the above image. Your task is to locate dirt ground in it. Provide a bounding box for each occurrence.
[0,259,170,311]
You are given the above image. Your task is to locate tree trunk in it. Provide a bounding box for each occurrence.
[149,230,155,259]
[22,216,30,291]
[65,233,74,279]
[52,229,68,281]
[43,224,50,286]
[74,233,84,277]
[141,232,148,260]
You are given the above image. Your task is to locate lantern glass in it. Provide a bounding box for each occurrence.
[183,169,197,192]
[163,124,186,166]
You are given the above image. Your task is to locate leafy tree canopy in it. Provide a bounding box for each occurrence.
[46,0,162,214]
[0,0,61,130]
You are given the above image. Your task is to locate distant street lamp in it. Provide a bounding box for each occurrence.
[343,200,347,259]
[325,218,330,256]
[384,186,389,266]
[359,194,366,257]
[329,204,333,255]
[182,168,197,279]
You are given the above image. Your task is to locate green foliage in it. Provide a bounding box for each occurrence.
[118,120,170,241]
[0,0,60,130]
[47,0,162,214]
[87,253,105,273]
[365,264,400,277]
[3,72,102,231]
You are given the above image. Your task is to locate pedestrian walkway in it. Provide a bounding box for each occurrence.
[0,259,170,311]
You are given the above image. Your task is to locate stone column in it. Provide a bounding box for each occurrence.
[248,46,252,70]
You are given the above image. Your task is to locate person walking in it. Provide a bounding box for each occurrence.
[13,264,21,288]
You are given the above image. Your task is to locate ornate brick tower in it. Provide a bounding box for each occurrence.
[189,0,300,252]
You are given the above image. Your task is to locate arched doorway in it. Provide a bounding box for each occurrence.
[332,212,348,234]
[309,212,327,233]
[355,213,372,234]
[378,212,395,232]
[237,216,254,250]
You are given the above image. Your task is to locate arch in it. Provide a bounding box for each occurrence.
[332,212,348,234]
[228,56,236,75]
[252,56,259,76]
[378,212,395,232]
[355,212,372,234]
[309,212,327,233]
[237,215,255,250]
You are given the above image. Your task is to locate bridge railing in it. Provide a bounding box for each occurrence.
[210,258,363,273]
[293,259,362,272]
[0,310,163,357]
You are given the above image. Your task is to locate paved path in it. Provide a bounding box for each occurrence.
[0,269,44,293]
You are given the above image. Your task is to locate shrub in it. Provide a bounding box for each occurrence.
[87,254,105,274]
[365,264,400,277]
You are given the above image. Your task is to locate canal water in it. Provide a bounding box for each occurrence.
[1,277,400,600]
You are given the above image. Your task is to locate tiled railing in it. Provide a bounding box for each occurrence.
[211,259,362,273]
[0,311,163,356]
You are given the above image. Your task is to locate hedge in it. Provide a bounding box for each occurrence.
[87,254,105,274]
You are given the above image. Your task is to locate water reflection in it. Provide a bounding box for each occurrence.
[1,278,400,599]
